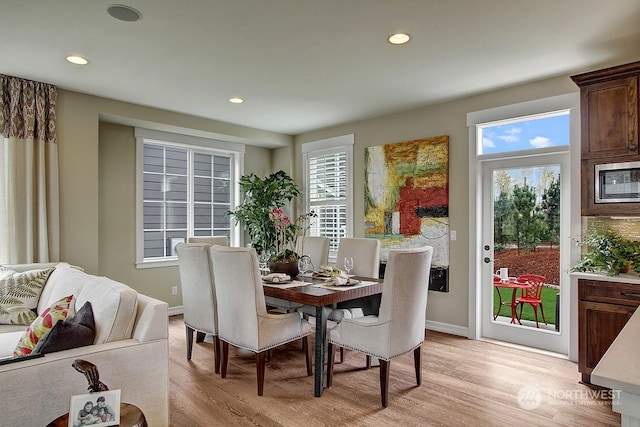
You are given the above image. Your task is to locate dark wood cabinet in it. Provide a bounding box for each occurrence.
[578,279,640,384]
[572,61,640,215]
[576,75,638,159]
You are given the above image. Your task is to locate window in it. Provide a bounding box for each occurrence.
[478,110,570,156]
[135,128,244,267]
[302,134,353,259]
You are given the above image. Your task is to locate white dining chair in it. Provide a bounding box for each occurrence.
[187,236,229,246]
[209,245,313,396]
[185,236,228,341]
[295,235,330,270]
[335,237,381,279]
[176,242,222,373]
[330,237,381,362]
[327,245,433,407]
[333,237,381,316]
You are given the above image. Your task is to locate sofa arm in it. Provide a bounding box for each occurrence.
[0,339,168,426]
[132,294,168,343]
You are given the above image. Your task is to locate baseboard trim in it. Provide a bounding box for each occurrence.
[425,320,468,337]
[168,306,183,316]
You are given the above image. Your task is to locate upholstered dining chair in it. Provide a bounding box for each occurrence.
[330,237,381,362]
[335,237,381,278]
[515,274,548,328]
[295,235,330,270]
[187,236,229,246]
[332,237,381,318]
[176,241,224,374]
[186,236,228,346]
[327,245,433,407]
[209,245,313,396]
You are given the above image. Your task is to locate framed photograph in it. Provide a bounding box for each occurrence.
[68,389,120,427]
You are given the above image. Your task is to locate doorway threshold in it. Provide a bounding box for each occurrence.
[479,336,569,360]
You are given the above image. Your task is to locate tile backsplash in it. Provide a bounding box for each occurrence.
[582,216,640,241]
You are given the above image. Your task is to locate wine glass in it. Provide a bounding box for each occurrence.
[343,256,354,278]
[298,255,312,277]
[258,252,270,276]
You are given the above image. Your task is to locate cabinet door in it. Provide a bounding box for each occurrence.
[578,300,636,381]
[580,76,638,159]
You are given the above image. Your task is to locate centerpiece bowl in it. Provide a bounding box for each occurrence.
[268,260,299,278]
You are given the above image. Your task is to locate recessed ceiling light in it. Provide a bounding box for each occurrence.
[388,33,410,45]
[107,4,142,22]
[66,55,89,65]
[228,97,244,104]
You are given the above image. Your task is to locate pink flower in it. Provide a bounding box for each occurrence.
[269,207,315,256]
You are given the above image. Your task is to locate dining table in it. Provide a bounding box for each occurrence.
[262,274,382,397]
[493,277,532,324]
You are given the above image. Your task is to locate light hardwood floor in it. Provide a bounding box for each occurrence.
[168,315,620,426]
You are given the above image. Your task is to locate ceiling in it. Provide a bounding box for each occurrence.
[2,0,640,136]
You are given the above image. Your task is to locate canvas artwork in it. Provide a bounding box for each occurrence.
[364,135,449,286]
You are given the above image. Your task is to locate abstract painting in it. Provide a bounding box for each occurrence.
[364,135,449,289]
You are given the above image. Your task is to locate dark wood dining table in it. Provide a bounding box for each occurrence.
[263,275,382,397]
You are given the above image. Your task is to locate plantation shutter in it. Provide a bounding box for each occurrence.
[307,149,348,254]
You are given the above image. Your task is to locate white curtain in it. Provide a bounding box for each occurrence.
[0,75,59,264]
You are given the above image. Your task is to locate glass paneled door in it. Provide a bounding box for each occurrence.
[480,154,569,354]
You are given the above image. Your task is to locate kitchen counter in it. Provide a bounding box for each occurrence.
[570,271,640,285]
[568,272,640,363]
[591,306,640,426]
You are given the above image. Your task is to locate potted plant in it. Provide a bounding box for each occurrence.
[571,228,640,276]
[227,170,315,275]
[268,207,316,276]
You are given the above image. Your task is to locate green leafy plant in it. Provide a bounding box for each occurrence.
[227,170,312,258]
[571,228,640,276]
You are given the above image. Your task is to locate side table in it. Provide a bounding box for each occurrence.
[47,402,147,427]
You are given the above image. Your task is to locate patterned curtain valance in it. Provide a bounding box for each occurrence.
[0,74,57,143]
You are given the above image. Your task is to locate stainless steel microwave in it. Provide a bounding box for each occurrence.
[595,161,640,203]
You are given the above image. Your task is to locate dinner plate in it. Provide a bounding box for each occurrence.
[326,279,360,287]
[262,278,292,285]
[312,272,333,278]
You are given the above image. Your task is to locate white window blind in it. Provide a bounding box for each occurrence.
[303,134,353,258]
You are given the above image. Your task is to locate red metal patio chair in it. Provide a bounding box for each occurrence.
[515,274,547,328]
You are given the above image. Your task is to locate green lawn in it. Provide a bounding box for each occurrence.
[493,286,559,326]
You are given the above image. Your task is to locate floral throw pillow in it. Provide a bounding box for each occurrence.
[33,301,95,354]
[0,267,55,325]
[13,294,75,357]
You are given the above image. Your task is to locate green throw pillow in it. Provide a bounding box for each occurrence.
[0,267,54,325]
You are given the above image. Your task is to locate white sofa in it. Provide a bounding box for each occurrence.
[0,262,169,426]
